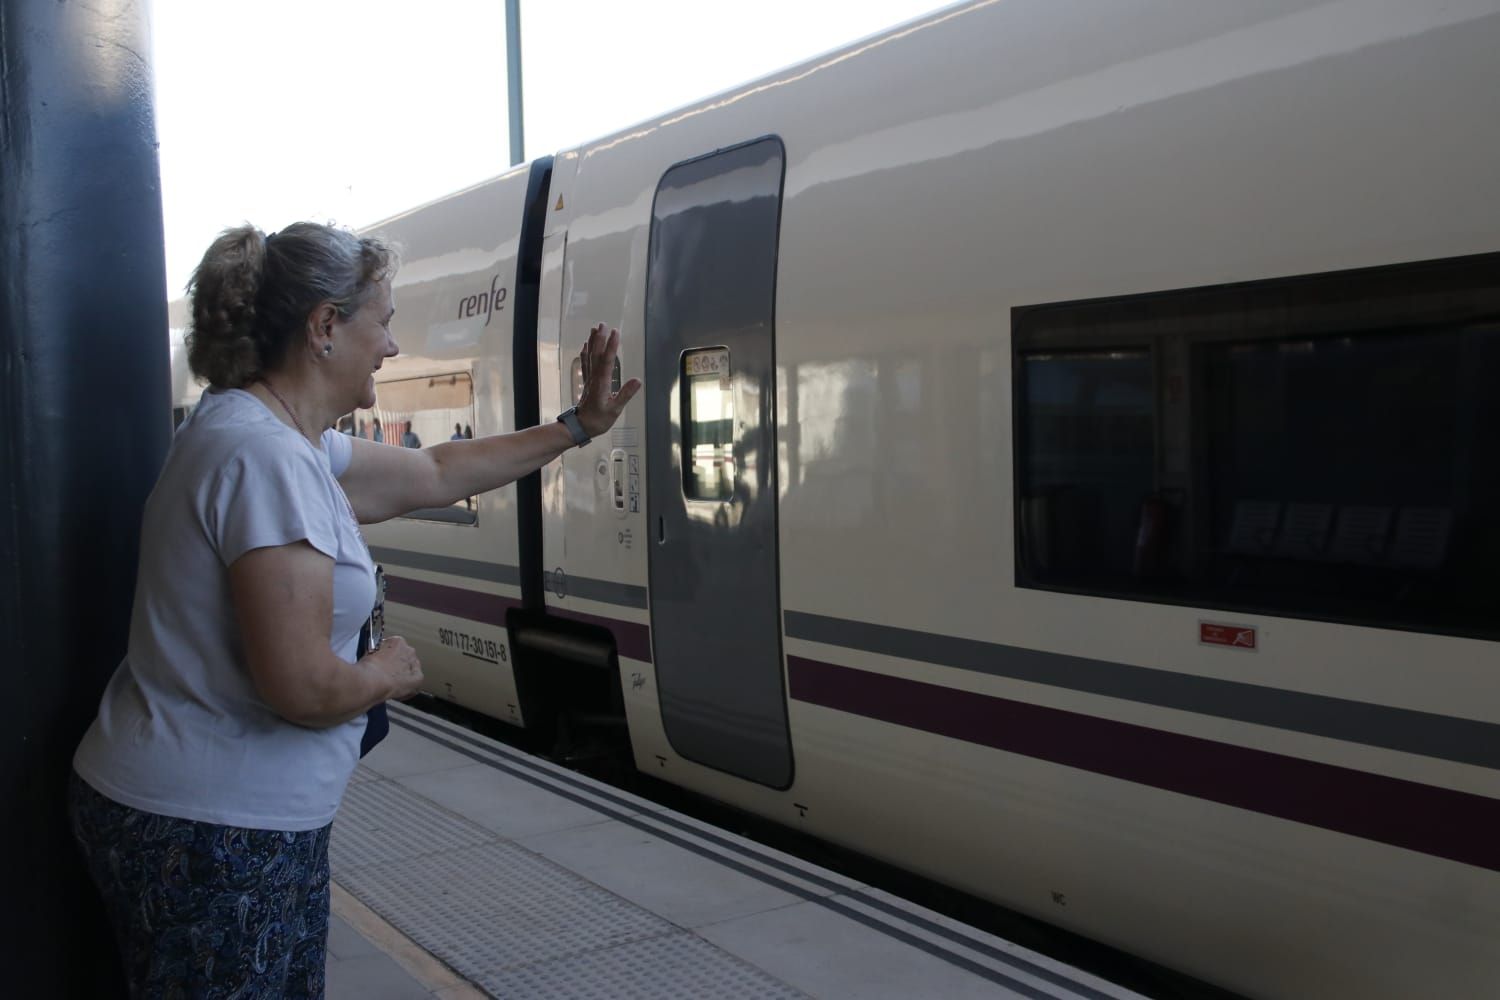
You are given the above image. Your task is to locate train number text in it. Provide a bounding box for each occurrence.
[437,626,508,665]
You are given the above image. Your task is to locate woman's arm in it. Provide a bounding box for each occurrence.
[229,541,423,727]
[337,324,642,523]
[337,422,574,524]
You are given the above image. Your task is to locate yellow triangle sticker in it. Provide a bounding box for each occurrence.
[554,195,565,211]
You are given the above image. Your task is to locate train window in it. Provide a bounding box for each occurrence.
[1018,350,1156,582]
[682,347,734,501]
[1013,252,1500,641]
[347,371,478,524]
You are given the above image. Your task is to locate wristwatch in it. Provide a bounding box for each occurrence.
[556,406,591,447]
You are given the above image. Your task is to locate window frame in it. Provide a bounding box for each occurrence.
[1010,251,1500,642]
[351,370,480,526]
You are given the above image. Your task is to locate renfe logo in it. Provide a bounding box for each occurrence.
[1200,622,1258,650]
[457,274,507,327]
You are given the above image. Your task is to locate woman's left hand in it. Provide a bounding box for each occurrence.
[576,323,643,438]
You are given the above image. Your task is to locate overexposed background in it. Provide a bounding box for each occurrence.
[152,0,951,295]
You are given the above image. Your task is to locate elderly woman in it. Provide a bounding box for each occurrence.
[69,222,639,997]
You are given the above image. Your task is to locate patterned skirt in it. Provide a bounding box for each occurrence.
[68,771,332,999]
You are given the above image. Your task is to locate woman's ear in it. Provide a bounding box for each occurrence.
[305,302,339,351]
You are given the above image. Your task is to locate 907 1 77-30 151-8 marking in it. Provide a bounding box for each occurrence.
[437,625,508,665]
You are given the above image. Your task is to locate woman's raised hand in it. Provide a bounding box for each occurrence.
[576,324,643,439]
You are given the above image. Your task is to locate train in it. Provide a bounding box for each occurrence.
[168,2,1500,996]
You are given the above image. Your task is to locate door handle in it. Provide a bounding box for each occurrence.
[609,449,626,511]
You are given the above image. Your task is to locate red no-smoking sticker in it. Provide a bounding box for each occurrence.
[1200,622,1257,650]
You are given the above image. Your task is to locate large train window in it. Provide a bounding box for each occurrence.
[347,372,478,524]
[1013,253,1500,641]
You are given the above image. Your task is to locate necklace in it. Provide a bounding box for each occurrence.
[260,379,366,545]
[261,378,313,442]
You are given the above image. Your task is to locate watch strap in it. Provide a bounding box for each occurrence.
[557,406,590,447]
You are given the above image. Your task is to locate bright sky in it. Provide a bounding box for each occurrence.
[151,0,952,297]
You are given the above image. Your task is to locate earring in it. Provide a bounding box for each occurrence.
[323,344,333,356]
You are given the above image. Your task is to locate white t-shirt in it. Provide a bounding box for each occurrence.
[73,388,376,831]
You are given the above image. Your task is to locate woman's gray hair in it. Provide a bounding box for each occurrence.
[185,222,400,389]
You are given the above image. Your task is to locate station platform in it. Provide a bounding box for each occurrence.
[325,702,1148,1000]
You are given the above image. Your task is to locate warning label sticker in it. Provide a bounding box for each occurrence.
[1199,622,1258,651]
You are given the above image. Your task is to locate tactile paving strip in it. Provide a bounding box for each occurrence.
[338,841,679,979]
[331,777,495,871]
[476,930,810,999]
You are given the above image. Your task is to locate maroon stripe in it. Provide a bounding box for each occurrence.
[385,575,521,626]
[789,656,1500,873]
[549,607,654,663]
[385,575,653,663]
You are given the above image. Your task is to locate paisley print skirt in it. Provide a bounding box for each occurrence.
[68,771,332,999]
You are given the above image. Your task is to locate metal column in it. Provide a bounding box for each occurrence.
[0,0,170,990]
[506,0,526,165]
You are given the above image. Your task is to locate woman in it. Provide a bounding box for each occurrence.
[69,222,639,997]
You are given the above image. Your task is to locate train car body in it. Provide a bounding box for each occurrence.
[328,2,1500,995]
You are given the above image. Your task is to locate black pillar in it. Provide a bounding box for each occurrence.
[1,0,170,992]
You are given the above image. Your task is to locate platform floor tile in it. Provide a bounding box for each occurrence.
[330,706,1149,1000]
[339,838,677,975]
[474,929,809,999]
[393,761,617,841]
[514,818,808,929]
[698,897,1048,1000]
[361,722,479,779]
[326,912,434,1000]
[332,777,495,870]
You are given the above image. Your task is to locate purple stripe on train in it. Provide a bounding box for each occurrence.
[384,575,654,663]
[788,656,1500,873]
[384,575,521,625]
[383,574,1495,871]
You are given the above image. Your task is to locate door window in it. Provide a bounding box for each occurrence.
[682,347,734,501]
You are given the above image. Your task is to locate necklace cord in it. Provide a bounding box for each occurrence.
[259,379,366,541]
[262,379,309,439]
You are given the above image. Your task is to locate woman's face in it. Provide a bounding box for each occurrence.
[334,278,398,412]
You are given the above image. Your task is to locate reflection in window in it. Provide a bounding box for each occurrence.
[571,355,622,406]
[683,348,734,501]
[1013,252,1500,640]
[1019,351,1154,582]
[349,372,478,524]
[799,360,877,470]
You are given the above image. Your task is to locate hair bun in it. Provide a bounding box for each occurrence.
[184,225,268,389]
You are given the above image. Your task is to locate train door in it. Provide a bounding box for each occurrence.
[644,137,792,788]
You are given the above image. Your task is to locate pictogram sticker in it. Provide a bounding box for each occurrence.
[1200,622,1257,650]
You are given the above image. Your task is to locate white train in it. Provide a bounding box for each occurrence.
[172,2,1500,996]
